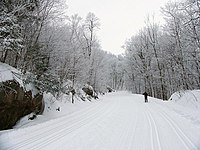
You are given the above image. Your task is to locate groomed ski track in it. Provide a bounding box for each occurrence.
[0,92,200,150]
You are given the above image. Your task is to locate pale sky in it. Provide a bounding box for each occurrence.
[67,0,171,55]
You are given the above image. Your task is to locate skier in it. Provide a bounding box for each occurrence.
[143,92,148,103]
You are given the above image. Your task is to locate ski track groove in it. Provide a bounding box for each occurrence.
[121,115,133,150]
[31,104,110,150]
[115,103,139,150]
[127,107,139,150]
[110,99,124,150]
[93,123,108,148]
[56,102,117,150]
[2,102,99,140]
[146,106,162,150]
[112,106,127,150]
[153,103,199,150]
[32,103,116,150]
[1,94,199,150]
[109,100,131,150]
[106,99,122,150]
[145,111,155,150]
[4,102,109,150]
[119,115,131,150]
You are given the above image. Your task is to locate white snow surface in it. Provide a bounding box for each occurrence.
[0,62,23,86]
[169,90,200,109]
[0,63,40,96]
[13,92,92,128]
[0,91,200,150]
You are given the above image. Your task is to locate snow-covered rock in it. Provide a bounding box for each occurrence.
[0,63,43,130]
[0,62,23,86]
[0,63,39,96]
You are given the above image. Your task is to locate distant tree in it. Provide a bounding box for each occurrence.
[83,12,100,58]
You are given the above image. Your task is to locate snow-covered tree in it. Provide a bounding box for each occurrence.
[124,0,200,99]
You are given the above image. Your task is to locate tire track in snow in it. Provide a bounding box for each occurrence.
[3,102,109,150]
[153,103,199,150]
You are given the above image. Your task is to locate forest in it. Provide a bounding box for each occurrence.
[1,0,200,100]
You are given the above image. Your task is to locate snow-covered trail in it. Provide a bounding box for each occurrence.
[0,92,200,150]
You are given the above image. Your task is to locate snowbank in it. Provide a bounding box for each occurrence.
[169,90,200,109]
[167,90,200,124]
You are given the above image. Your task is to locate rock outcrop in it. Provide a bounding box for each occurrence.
[0,80,44,130]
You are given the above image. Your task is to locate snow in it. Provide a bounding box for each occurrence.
[165,90,200,125]
[169,90,200,109]
[0,63,39,96]
[0,62,23,86]
[0,91,200,150]
[13,92,94,129]
[25,83,39,97]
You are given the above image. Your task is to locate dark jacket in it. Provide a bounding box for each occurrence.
[143,92,148,102]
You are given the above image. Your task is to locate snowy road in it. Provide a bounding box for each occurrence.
[0,92,200,150]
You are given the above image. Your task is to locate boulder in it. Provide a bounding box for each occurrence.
[82,87,93,97]
[0,80,44,130]
[107,87,113,93]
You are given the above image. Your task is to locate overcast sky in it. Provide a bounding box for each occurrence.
[67,0,172,55]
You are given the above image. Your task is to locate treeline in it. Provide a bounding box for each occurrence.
[2,0,198,100]
[0,0,122,95]
[124,0,200,99]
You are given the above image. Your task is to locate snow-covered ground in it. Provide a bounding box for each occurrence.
[12,92,96,129]
[0,91,200,150]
